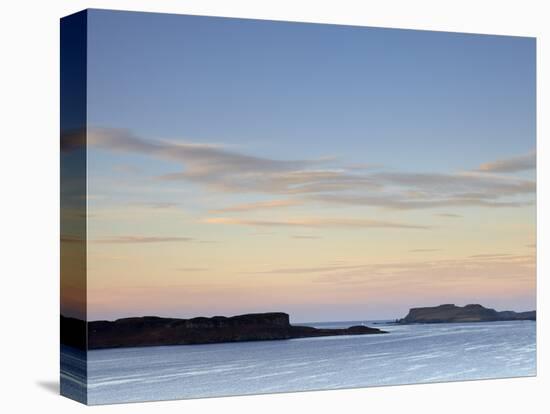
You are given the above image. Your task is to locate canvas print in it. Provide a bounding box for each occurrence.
[60,9,536,405]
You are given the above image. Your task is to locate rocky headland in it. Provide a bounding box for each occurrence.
[61,312,387,349]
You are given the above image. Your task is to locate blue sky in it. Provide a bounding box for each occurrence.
[87,9,535,173]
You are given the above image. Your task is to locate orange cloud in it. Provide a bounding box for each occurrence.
[204,217,431,229]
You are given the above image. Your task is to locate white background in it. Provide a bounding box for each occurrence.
[0,0,547,412]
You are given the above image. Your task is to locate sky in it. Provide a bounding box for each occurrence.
[74,9,535,322]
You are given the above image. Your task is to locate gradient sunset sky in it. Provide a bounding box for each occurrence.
[82,10,535,322]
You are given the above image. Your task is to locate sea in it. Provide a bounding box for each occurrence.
[61,320,536,405]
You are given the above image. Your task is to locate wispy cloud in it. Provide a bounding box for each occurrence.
[468,253,513,259]
[347,163,384,171]
[86,128,535,213]
[291,235,323,239]
[211,199,301,213]
[88,128,337,194]
[258,264,364,275]
[309,254,536,288]
[204,217,431,229]
[112,164,144,174]
[175,267,209,272]
[93,236,194,244]
[372,171,535,196]
[312,193,533,210]
[436,213,463,218]
[409,249,441,252]
[251,253,535,283]
[132,202,180,209]
[477,151,536,173]
[309,170,534,210]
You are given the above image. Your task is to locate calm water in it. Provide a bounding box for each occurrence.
[62,320,536,405]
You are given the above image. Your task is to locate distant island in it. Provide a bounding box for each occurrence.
[398,304,536,324]
[61,312,387,350]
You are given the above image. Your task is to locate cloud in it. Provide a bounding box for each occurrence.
[203,217,431,229]
[113,164,144,174]
[312,193,533,210]
[477,151,536,173]
[409,249,441,252]
[88,128,361,193]
[468,253,513,259]
[175,267,209,272]
[132,202,180,209]
[255,261,440,276]
[258,264,365,274]
[291,235,323,239]
[211,199,301,213]
[250,253,534,285]
[347,163,384,171]
[309,170,534,209]
[436,213,462,218]
[162,168,380,195]
[93,236,194,244]
[372,171,535,196]
[88,128,159,153]
[87,128,535,212]
[304,254,535,286]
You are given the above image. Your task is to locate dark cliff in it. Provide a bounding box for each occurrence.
[398,304,536,324]
[61,312,387,349]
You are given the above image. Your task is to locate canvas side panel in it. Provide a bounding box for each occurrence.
[60,10,88,405]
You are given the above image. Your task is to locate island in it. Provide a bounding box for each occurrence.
[61,312,387,350]
[398,304,536,324]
